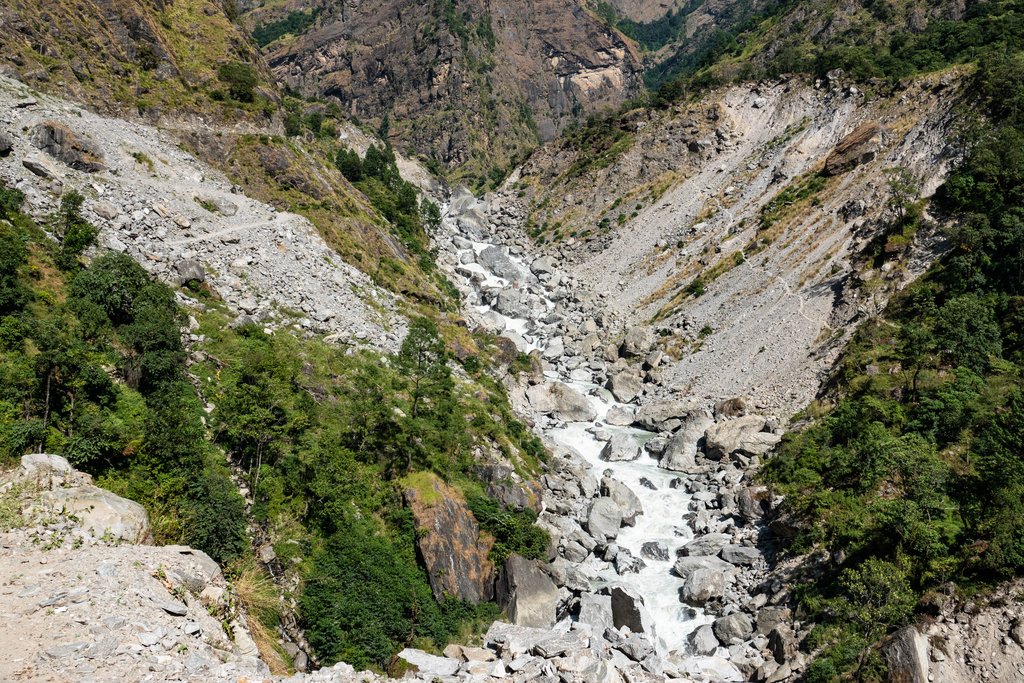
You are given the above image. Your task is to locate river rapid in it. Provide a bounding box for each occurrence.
[444,206,745,681]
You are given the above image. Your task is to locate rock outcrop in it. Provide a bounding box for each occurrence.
[0,76,400,349]
[0,454,273,683]
[259,0,641,174]
[39,484,151,544]
[495,554,559,628]
[404,474,495,604]
[823,122,884,176]
[30,121,106,172]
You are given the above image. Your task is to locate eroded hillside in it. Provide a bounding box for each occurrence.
[499,70,960,415]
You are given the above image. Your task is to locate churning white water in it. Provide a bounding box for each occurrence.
[444,207,742,681]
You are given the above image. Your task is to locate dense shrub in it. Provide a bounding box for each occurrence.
[763,52,1024,680]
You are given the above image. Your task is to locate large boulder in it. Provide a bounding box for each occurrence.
[526,383,556,413]
[882,625,929,683]
[174,259,206,286]
[680,533,732,557]
[404,474,494,603]
[736,486,771,524]
[720,545,761,566]
[679,567,726,605]
[478,246,526,281]
[600,584,656,637]
[620,327,654,357]
[485,622,557,658]
[605,405,635,426]
[607,371,643,403]
[823,122,884,176]
[659,414,714,471]
[640,541,670,562]
[599,432,641,462]
[496,554,560,628]
[601,477,643,527]
[577,593,614,634]
[495,289,532,319]
[20,453,76,485]
[714,397,751,418]
[0,131,12,157]
[22,153,62,179]
[587,497,623,542]
[712,613,753,644]
[703,415,781,460]
[688,624,720,655]
[633,399,705,432]
[397,648,461,677]
[755,606,792,636]
[542,382,598,422]
[39,484,150,543]
[30,121,105,172]
[673,555,733,579]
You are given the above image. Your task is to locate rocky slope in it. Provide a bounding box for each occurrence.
[252,0,643,184]
[0,75,402,348]
[0,454,273,683]
[498,70,959,416]
[596,0,688,23]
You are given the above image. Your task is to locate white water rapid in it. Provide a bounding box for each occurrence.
[442,203,744,681]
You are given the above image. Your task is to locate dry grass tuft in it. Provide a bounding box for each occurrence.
[232,560,290,675]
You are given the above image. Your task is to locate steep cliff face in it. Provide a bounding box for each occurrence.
[253,0,642,185]
[599,0,688,23]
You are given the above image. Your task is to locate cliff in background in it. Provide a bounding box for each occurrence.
[246,0,643,186]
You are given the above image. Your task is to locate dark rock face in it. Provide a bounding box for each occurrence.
[495,554,559,628]
[260,0,641,175]
[405,474,495,604]
[30,121,105,172]
[823,122,884,176]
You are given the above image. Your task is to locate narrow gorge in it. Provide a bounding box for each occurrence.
[2,1,1024,682]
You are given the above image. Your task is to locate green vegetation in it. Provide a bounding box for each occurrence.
[0,196,246,565]
[217,62,259,103]
[334,144,451,296]
[252,9,321,47]
[646,0,1024,104]
[198,312,546,669]
[467,494,549,565]
[758,173,827,231]
[1,182,549,671]
[562,114,634,178]
[594,1,693,51]
[53,191,98,271]
[762,52,1024,681]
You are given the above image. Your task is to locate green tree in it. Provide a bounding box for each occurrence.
[897,322,936,400]
[217,62,258,102]
[70,252,150,326]
[935,294,1001,373]
[53,191,98,271]
[335,148,363,182]
[884,166,921,232]
[826,559,916,639]
[0,223,29,314]
[0,185,25,221]
[974,391,1024,573]
[396,317,451,422]
[421,197,442,233]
